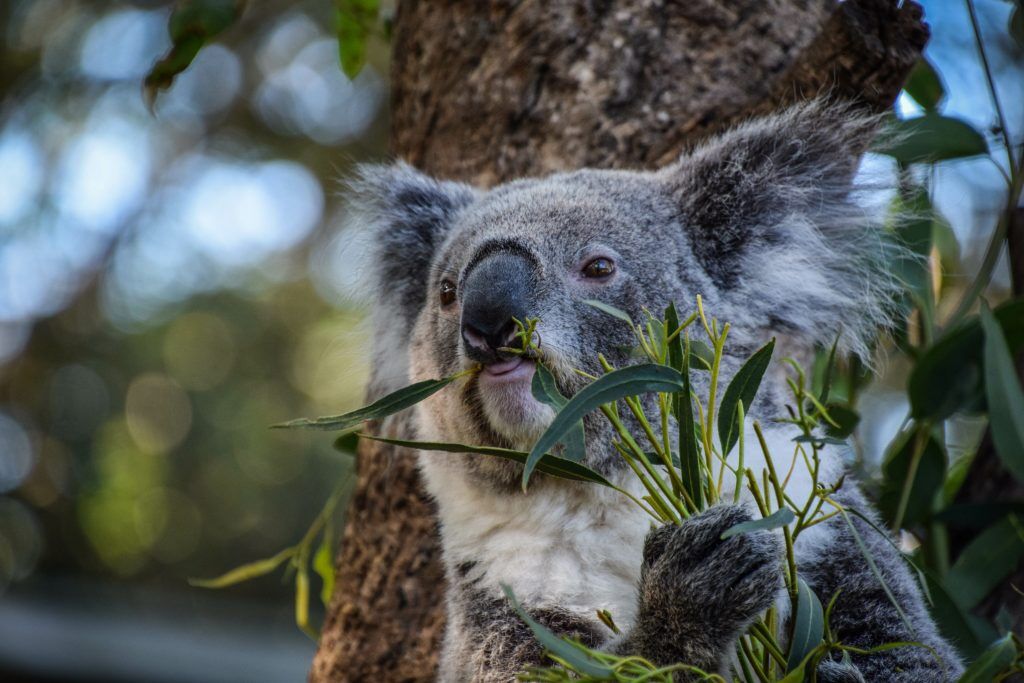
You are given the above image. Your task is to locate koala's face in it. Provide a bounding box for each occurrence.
[354,101,889,484]
[408,171,708,456]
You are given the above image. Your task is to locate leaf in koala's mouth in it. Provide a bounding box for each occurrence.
[358,434,616,488]
[271,371,473,431]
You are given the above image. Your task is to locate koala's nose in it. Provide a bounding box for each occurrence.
[461,251,534,362]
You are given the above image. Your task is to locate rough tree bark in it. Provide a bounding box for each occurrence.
[309,1,927,681]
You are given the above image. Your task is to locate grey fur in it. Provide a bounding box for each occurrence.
[611,505,783,677]
[350,100,960,681]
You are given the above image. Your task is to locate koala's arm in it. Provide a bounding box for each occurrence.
[438,583,605,682]
[800,483,964,682]
[440,505,782,683]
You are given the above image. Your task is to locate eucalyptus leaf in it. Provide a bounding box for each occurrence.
[688,339,715,371]
[925,570,987,661]
[523,364,684,490]
[718,339,775,456]
[295,566,311,637]
[313,534,336,607]
[980,303,1024,483]
[947,515,1024,609]
[334,0,379,78]
[362,435,616,488]
[792,435,848,446]
[143,0,246,108]
[583,299,634,326]
[721,507,794,539]
[531,362,586,462]
[839,509,915,633]
[667,304,703,509]
[891,187,936,313]
[786,577,825,672]
[823,404,860,439]
[875,114,989,164]
[1011,6,1024,50]
[879,429,946,527]
[189,547,293,589]
[956,633,1017,683]
[502,584,614,678]
[903,58,945,111]
[274,374,463,431]
[909,299,1024,421]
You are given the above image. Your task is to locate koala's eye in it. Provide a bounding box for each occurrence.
[439,279,457,307]
[582,257,616,279]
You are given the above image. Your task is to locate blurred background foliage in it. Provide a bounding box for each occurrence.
[0,0,389,679]
[0,0,1021,681]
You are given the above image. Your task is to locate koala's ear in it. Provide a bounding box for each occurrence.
[658,100,893,357]
[346,162,479,329]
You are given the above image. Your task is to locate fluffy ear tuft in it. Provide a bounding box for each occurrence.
[659,99,897,358]
[345,162,479,330]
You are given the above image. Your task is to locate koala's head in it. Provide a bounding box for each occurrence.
[350,101,894,484]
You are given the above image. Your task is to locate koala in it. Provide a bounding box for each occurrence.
[350,100,963,682]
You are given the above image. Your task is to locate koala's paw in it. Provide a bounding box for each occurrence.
[639,505,784,642]
[817,658,866,683]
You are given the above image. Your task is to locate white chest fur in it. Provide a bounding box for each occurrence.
[417,420,844,630]
[419,452,650,629]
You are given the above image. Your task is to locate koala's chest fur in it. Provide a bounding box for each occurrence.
[418,409,842,631]
[417,414,649,626]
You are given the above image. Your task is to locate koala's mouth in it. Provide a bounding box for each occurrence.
[470,357,554,450]
[480,357,533,382]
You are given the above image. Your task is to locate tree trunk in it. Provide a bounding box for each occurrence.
[309,1,927,680]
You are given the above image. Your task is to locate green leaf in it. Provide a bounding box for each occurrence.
[980,303,1024,483]
[786,577,825,672]
[879,429,946,527]
[531,362,586,462]
[1011,6,1024,50]
[583,299,634,326]
[875,114,989,164]
[666,306,703,510]
[947,515,1024,609]
[924,571,987,661]
[295,565,314,639]
[189,547,293,588]
[792,435,848,446]
[523,364,684,490]
[334,0,379,79]
[908,299,1024,421]
[143,0,246,109]
[688,339,715,371]
[891,187,936,313]
[332,431,360,453]
[823,404,860,439]
[313,534,336,607]
[839,509,915,633]
[903,58,945,111]
[935,502,1024,530]
[362,435,616,488]
[274,374,463,431]
[717,339,775,456]
[957,633,1017,683]
[721,507,794,539]
[502,584,614,678]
